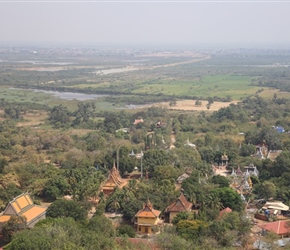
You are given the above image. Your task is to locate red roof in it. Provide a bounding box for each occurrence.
[219,207,232,216]
[260,220,290,235]
[165,193,192,213]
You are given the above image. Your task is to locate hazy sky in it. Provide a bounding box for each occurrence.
[1,1,290,48]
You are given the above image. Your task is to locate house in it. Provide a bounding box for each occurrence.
[259,220,290,237]
[134,200,161,234]
[164,193,192,223]
[0,193,47,228]
[101,162,126,195]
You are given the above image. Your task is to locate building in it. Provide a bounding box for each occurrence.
[259,220,290,237]
[101,162,126,195]
[0,193,47,228]
[164,193,192,223]
[134,200,161,234]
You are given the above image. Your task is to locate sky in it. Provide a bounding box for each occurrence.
[0,1,290,48]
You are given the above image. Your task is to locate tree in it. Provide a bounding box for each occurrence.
[195,100,202,107]
[0,157,8,174]
[172,211,190,225]
[43,176,70,201]
[176,219,208,240]
[213,187,243,212]
[198,146,215,163]
[143,149,170,175]
[87,215,115,237]
[0,216,27,246]
[239,143,256,157]
[4,105,23,120]
[254,181,276,200]
[211,175,230,188]
[46,199,87,221]
[117,225,136,238]
[49,105,70,127]
[156,232,192,250]
[73,102,96,126]
[169,99,177,107]
[122,199,143,221]
[7,217,116,250]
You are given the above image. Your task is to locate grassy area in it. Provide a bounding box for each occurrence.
[130,75,260,100]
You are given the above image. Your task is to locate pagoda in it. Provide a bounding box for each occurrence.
[101,162,126,195]
[134,200,161,234]
[164,193,193,223]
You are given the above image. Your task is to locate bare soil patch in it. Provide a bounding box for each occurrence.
[17,111,48,127]
[141,100,238,111]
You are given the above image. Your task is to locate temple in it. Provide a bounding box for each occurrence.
[134,200,161,234]
[164,193,192,223]
[0,193,47,228]
[101,162,126,195]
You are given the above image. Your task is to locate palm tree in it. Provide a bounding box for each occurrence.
[206,193,223,211]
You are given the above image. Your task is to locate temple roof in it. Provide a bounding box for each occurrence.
[102,162,126,191]
[165,193,192,213]
[0,193,47,225]
[135,200,161,218]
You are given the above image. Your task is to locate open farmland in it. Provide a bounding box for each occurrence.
[1,48,290,109]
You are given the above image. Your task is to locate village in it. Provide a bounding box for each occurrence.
[0,138,289,249]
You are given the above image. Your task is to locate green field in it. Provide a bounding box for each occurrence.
[1,49,290,107]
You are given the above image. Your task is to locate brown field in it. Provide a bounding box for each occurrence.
[140,100,238,111]
[258,89,290,99]
[17,111,48,127]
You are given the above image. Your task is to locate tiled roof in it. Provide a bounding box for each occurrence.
[165,193,192,212]
[0,215,11,223]
[260,220,290,235]
[0,193,47,226]
[102,163,126,192]
[135,202,161,218]
[21,206,46,223]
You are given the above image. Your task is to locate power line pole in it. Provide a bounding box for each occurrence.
[140,150,143,179]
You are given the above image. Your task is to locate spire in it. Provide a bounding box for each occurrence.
[146,199,153,209]
[113,160,117,170]
[231,168,236,176]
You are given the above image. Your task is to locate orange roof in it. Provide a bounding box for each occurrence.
[102,164,126,192]
[260,220,290,235]
[1,193,48,226]
[21,206,46,223]
[135,202,161,218]
[166,193,192,213]
[10,201,21,213]
[0,215,11,223]
[136,209,161,218]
